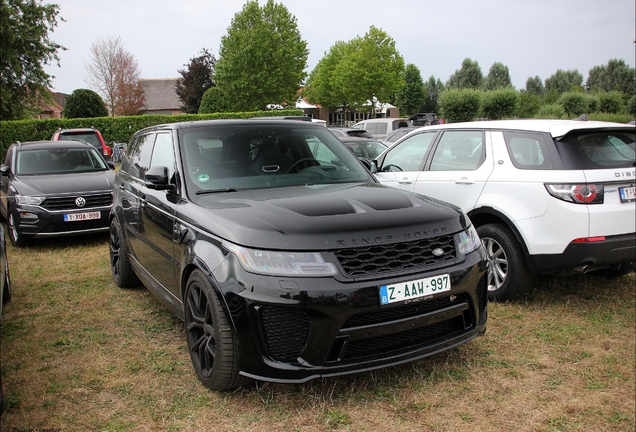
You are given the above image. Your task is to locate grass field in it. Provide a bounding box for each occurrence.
[0,233,634,431]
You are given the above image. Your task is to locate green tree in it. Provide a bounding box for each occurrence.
[176,48,216,114]
[525,76,544,96]
[0,0,65,120]
[344,26,405,114]
[446,58,483,90]
[395,64,426,116]
[214,0,308,111]
[483,62,512,90]
[544,69,583,96]
[439,88,481,123]
[64,88,108,118]
[304,40,357,110]
[586,59,636,94]
[422,76,445,114]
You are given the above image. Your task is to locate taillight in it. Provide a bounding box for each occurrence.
[545,183,604,204]
[572,236,606,243]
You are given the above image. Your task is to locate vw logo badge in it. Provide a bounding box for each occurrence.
[432,248,444,257]
[75,197,86,207]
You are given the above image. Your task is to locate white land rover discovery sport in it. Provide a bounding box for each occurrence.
[373,119,635,301]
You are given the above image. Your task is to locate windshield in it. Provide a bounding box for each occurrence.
[561,130,636,169]
[17,148,108,175]
[179,124,373,196]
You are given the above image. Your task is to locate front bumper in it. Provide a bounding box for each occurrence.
[11,205,112,239]
[213,250,487,383]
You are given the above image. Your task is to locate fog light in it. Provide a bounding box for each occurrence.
[19,212,38,221]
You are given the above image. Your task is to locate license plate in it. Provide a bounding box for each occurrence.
[64,211,101,222]
[380,274,451,305]
[619,186,636,203]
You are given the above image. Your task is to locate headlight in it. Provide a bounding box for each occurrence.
[13,195,45,206]
[224,243,338,277]
[456,224,481,255]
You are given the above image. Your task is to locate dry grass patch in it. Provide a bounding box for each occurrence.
[1,232,634,431]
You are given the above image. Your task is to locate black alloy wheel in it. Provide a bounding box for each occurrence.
[184,269,248,391]
[109,218,139,288]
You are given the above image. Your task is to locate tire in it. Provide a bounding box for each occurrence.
[184,269,249,391]
[7,211,28,248]
[109,218,140,288]
[2,256,10,305]
[477,223,534,302]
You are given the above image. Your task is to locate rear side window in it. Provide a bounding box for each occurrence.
[127,134,155,178]
[560,130,636,169]
[503,131,554,170]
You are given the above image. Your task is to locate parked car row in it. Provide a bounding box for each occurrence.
[2,116,633,395]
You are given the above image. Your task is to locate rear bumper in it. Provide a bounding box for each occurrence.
[531,233,636,274]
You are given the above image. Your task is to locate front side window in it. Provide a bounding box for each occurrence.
[150,133,176,179]
[380,131,437,172]
[429,130,484,171]
[127,134,156,178]
[179,124,372,198]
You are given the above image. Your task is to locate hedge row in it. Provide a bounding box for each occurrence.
[0,109,304,160]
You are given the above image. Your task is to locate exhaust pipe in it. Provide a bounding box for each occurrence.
[574,265,590,274]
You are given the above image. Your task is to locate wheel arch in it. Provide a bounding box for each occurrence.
[467,206,536,273]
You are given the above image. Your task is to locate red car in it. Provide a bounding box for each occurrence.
[51,127,112,160]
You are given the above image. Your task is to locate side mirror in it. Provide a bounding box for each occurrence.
[144,166,174,191]
[358,158,377,173]
[0,165,10,176]
[107,161,116,170]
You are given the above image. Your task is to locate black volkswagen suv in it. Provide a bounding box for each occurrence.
[109,119,487,390]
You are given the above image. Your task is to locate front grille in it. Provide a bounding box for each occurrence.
[41,193,113,211]
[42,214,110,233]
[260,306,310,362]
[341,294,468,329]
[333,235,456,277]
[342,316,465,360]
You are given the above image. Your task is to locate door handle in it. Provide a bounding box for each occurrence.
[456,177,474,185]
[398,178,413,184]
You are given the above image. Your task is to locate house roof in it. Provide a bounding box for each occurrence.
[140,78,181,111]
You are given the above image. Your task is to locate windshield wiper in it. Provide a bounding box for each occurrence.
[196,188,240,195]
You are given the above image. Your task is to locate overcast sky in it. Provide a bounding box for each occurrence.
[43,0,635,95]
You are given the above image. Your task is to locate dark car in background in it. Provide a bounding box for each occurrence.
[338,136,388,159]
[109,119,487,391]
[384,126,420,144]
[52,127,112,161]
[0,140,116,247]
[329,127,374,139]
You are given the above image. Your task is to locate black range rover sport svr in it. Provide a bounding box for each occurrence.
[109,119,488,390]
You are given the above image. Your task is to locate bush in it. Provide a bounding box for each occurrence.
[481,88,518,120]
[557,92,587,117]
[598,91,624,114]
[585,95,600,113]
[516,92,541,119]
[199,87,229,114]
[536,104,566,119]
[627,95,636,117]
[439,89,482,123]
[64,89,108,118]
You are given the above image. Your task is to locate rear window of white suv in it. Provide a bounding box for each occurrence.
[560,130,635,169]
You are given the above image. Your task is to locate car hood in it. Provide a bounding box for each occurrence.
[185,183,468,250]
[13,171,116,195]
